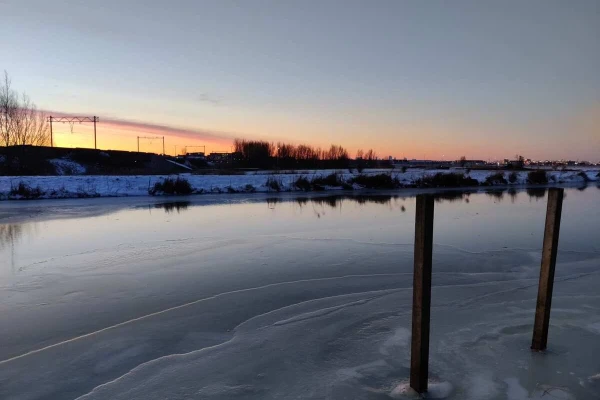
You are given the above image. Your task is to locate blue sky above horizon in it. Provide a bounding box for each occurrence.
[3,0,599,159]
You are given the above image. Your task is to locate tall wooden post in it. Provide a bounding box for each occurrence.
[531,188,564,351]
[410,194,434,393]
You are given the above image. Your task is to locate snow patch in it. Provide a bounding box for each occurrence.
[466,372,499,399]
[505,377,574,400]
[0,167,598,200]
[49,159,86,175]
[587,322,600,334]
[390,381,453,399]
[379,327,410,355]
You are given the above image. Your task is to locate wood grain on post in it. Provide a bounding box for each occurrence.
[410,194,434,393]
[531,188,564,351]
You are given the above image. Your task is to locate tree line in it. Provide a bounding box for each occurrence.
[0,70,387,171]
[0,71,49,147]
[233,139,384,169]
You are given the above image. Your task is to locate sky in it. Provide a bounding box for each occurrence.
[2,0,599,160]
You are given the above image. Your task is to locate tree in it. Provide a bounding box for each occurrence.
[0,71,50,147]
[459,156,467,167]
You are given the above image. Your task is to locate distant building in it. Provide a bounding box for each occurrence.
[186,152,205,159]
[457,159,486,167]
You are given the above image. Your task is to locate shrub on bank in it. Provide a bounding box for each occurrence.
[350,173,400,189]
[266,176,282,192]
[483,172,507,186]
[311,173,344,187]
[577,171,590,182]
[527,170,548,185]
[293,176,311,191]
[508,171,518,184]
[149,177,193,195]
[415,173,478,188]
[9,182,45,199]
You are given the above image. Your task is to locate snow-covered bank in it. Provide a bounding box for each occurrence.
[0,168,598,200]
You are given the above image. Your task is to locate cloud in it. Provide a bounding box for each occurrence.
[197,93,222,106]
[43,110,236,143]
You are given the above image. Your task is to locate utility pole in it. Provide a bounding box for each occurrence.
[49,116,53,147]
[93,116,97,149]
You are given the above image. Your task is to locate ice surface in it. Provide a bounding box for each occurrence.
[0,188,599,399]
[69,255,599,400]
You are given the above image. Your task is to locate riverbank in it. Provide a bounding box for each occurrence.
[1,168,598,200]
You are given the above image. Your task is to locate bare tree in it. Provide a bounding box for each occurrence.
[0,71,50,147]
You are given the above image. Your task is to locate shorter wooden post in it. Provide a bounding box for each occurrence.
[531,188,564,351]
[410,194,434,393]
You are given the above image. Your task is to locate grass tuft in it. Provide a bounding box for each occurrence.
[149,177,193,195]
[10,182,45,199]
[350,173,400,189]
[293,176,312,191]
[266,176,282,192]
[311,173,344,187]
[527,170,548,185]
[415,173,478,188]
[577,171,590,182]
[484,172,507,186]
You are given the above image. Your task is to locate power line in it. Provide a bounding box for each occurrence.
[47,116,99,149]
[137,136,165,155]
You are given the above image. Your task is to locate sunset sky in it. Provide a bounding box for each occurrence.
[3,0,599,160]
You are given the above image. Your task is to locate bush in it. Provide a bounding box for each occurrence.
[415,173,478,188]
[527,170,548,185]
[9,182,45,199]
[508,171,518,183]
[311,173,344,187]
[244,184,256,193]
[266,176,282,192]
[484,172,507,186]
[401,166,408,173]
[149,177,193,195]
[293,176,311,191]
[350,173,400,189]
[577,171,590,182]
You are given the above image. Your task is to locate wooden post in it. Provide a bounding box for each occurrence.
[410,194,434,393]
[531,188,564,351]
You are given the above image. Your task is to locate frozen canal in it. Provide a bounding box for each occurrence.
[1,187,599,399]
